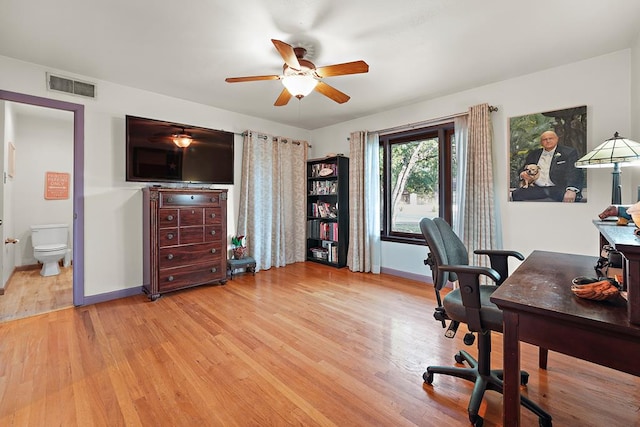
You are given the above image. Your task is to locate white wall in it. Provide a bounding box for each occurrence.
[12,108,74,266]
[0,54,311,297]
[2,101,16,286]
[310,50,635,277]
[1,47,637,295]
[631,32,640,186]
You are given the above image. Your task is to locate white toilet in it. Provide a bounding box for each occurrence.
[30,224,69,277]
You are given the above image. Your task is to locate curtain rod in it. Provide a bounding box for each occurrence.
[241,131,312,148]
[372,105,498,135]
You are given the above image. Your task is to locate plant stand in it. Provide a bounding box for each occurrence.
[227,256,256,280]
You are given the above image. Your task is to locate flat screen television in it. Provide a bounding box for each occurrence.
[125,115,234,184]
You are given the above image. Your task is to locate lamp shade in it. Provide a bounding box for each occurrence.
[282,74,318,98]
[575,132,640,168]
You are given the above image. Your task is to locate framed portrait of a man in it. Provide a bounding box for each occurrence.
[509,105,587,203]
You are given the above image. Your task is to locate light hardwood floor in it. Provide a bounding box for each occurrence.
[0,262,638,426]
[0,266,73,322]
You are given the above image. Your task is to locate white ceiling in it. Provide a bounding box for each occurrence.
[1,1,640,130]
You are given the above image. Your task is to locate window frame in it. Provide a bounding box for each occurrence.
[379,123,455,245]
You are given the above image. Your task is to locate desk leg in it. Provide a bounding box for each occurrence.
[502,310,521,426]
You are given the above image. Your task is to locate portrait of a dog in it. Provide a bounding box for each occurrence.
[519,163,540,188]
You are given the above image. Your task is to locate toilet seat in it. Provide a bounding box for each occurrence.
[34,243,67,252]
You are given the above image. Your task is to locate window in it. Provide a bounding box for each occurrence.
[379,124,456,244]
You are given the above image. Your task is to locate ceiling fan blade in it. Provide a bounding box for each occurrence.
[314,81,350,104]
[271,39,301,70]
[315,60,369,78]
[274,88,292,106]
[225,75,280,83]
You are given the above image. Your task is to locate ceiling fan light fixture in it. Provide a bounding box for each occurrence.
[282,74,318,98]
[172,130,193,148]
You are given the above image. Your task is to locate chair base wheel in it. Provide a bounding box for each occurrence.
[425,346,552,426]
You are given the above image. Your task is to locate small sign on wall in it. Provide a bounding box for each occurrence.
[45,171,70,200]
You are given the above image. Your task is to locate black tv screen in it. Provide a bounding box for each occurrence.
[126,115,234,184]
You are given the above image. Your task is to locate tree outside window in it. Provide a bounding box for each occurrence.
[380,124,455,244]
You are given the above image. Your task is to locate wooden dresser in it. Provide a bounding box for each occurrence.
[142,187,228,300]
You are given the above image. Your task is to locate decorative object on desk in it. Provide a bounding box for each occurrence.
[571,277,621,301]
[231,235,247,259]
[575,132,640,204]
[625,201,640,228]
[616,216,629,226]
[595,244,623,279]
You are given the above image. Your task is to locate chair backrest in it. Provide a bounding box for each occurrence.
[420,217,468,290]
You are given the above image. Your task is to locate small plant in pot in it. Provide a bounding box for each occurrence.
[231,235,247,259]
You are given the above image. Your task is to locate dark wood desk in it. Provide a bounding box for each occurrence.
[596,221,640,324]
[491,250,640,426]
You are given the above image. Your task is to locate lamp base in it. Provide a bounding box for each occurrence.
[612,163,621,205]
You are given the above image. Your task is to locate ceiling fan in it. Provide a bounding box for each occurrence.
[225,39,369,106]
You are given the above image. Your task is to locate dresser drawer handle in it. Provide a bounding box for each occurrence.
[167,233,174,240]
[167,197,173,203]
[211,267,217,273]
[191,195,194,199]
[167,215,174,221]
[167,254,174,260]
[211,248,216,254]
[210,197,217,203]
[210,230,216,235]
[168,275,174,282]
[191,210,195,214]
[210,213,216,218]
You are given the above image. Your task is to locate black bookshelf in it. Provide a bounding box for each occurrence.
[306,155,349,268]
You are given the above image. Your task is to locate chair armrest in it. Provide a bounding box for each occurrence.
[474,249,524,260]
[438,264,500,332]
[474,249,524,285]
[438,264,500,309]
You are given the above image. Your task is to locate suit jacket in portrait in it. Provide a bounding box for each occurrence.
[521,144,583,191]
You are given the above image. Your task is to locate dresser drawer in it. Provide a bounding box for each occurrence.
[205,208,223,225]
[158,262,224,292]
[204,225,223,242]
[158,209,179,227]
[159,227,179,247]
[159,192,222,207]
[180,226,205,245]
[159,243,222,269]
[180,208,204,226]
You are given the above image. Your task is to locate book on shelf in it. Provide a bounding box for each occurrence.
[310,180,337,195]
[311,201,337,218]
[321,241,338,263]
[306,220,339,241]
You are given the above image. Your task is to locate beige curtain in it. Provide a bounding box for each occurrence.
[463,104,499,268]
[237,131,307,271]
[347,131,381,273]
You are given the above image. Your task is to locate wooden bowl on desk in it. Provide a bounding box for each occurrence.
[571,277,621,301]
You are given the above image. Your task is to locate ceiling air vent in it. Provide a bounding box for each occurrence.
[46,73,97,99]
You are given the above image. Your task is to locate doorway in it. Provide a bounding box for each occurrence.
[0,90,84,309]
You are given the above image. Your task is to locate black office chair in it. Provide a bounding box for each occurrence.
[420,217,552,427]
